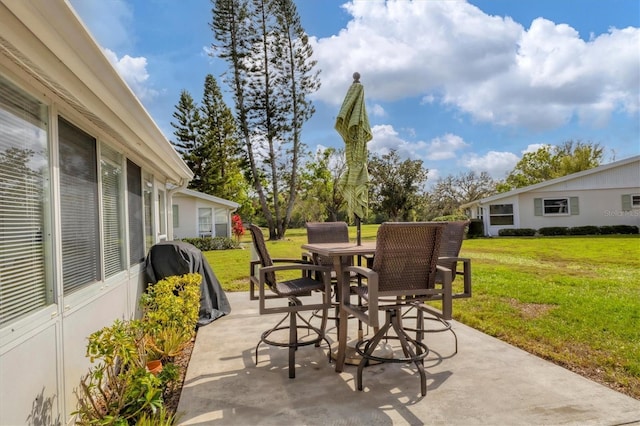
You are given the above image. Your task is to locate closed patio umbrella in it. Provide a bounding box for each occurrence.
[335,72,372,245]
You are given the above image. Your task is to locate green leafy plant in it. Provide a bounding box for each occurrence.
[74,273,201,424]
[73,320,164,425]
[140,273,201,362]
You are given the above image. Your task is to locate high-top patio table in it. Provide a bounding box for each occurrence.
[301,241,377,372]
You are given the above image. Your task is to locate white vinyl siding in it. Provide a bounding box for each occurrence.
[0,75,53,326]
[100,144,125,278]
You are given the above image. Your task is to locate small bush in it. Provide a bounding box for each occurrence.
[568,226,600,235]
[180,236,239,251]
[538,227,569,236]
[614,225,639,234]
[499,228,536,237]
[431,214,469,222]
[140,273,201,361]
[467,219,484,238]
[599,225,639,235]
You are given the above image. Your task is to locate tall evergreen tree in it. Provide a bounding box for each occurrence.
[271,0,321,235]
[170,90,208,192]
[211,0,274,228]
[211,0,320,239]
[199,74,246,199]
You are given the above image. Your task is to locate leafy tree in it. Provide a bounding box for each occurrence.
[426,171,496,218]
[293,147,346,225]
[498,140,604,192]
[368,150,429,222]
[211,0,320,239]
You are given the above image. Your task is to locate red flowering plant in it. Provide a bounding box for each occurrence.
[231,214,245,243]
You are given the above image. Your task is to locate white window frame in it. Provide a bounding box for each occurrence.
[543,197,570,216]
[632,194,640,208]
[198,207,213,237]
[489,204,514,225]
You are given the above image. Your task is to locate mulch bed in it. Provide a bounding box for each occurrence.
[163,338,195,419]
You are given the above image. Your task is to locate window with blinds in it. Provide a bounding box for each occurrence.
[127,160,144,265]
[143,172,154,253]
[0,75,52,326]
[58,117,101,293]
[101,144,125,277]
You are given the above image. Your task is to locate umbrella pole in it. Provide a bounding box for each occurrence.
[355,214,364,340]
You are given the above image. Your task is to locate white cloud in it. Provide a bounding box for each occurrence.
[103,49,158,102]
[462,151,520,178]
[311,0,639,131]
[369,103,386,117]
[70,1,159,103]
[368,124,433,161]
[425,134,469,161]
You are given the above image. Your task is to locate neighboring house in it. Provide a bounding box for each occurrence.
[172,188,240,239]
[461,155,640,236]
[0,1,193,424]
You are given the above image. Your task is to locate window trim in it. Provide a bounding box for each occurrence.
[489,203,514,226]
[542,197,570,216]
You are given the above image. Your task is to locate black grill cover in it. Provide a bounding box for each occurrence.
[143,240,231,327]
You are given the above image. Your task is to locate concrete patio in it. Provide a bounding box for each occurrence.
[177,291,640,425]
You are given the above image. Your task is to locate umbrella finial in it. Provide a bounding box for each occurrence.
[353,72,360,83]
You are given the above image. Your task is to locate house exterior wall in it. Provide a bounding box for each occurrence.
[172,193,236,239]
[467,158,640,236]
[0,2,192,424]
[173,196,198,239]
[518,188,640,230]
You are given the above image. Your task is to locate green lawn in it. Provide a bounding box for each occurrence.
[203,225,640,399]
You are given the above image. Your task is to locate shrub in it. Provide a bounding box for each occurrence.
[73,319,165,425]
[140,273,201,361]
[467,219,484,238]
[498,228,536,237]
[431,214,469,222]
[74,274,201,425]
[538,227,569,236]
[568,226,600,235]
[613,225,639,234]
[180,236,239,251]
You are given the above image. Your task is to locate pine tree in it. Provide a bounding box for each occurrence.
[171,91,204,189]
[199,74,247,201]
[211,0,320,239]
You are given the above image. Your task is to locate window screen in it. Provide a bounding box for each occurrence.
[127,160,144,265]
[0,76,52,326]
[101,144,125,277]
[58,117,101,293]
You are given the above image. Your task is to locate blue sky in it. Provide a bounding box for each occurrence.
[69,0,639,183]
